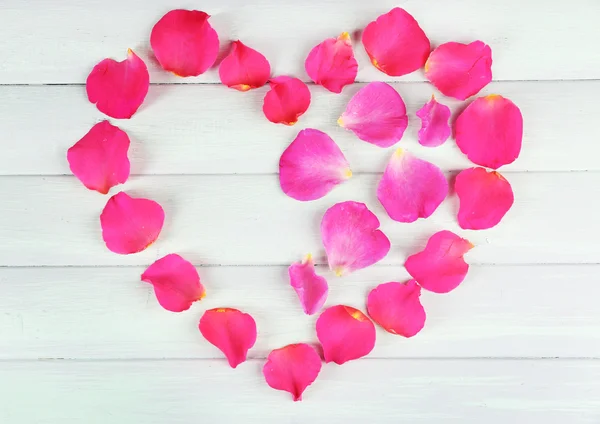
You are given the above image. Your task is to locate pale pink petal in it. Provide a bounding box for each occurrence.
[199,308,257,368]
[263,76,311,125]
[405,230,474,294]
[321,201,390,276]
[338,82,408,147]
[100,192,165,254]
[219,40,271,91]
[367,280,425,337]
[67,121,130,194]
[416,95,451,147]
[305,32,358,93]
[377,149,448,223]
[288,254,328,315]
[454,95,523,169]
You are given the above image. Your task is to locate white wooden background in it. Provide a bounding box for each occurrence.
[1,0,599,422]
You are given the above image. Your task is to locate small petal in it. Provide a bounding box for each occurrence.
[305,32,358,93]
[219,40,271,91]
[338,82,408,147]
[263,343,322,401]
[454,95,523,169]
[367,280,425,337]
[405,230,473,294]
[316,305,376,364]
[86,49,149,119]
[377,149,448,223]
[425,41,492,100]
[150,9,219,77]
[416,96,451,147]
[199,308,257,368]
[141,254,205,312]
[362,8,430,77]
[67,121,130,194]
[279,129,351,201]
[263,76,311,125]
[288,254,328,315]
[455,167,514,230]
[321,201,390,276]
[100,192,165,254]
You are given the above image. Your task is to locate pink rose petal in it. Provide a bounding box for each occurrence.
[288,254,329,315]
[263,76,311,125]
[305,32,358,93]
[416,95,451,147]
[219,40,271,91]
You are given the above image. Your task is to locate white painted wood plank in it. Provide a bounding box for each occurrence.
[1,0,598,84]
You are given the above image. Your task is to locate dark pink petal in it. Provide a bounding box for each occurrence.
[405,230,474,294]
[263,76,311,125]
[425,41,492,100]
[454,95,523,169]
[100,192,165,254]
[316,305,376,364]
[455,167,514,230]
[321,201,390,276]
[263,343,322,401]
[279,128,351,201]
[199,308,257,368]
[218,40,271,91]
[338,82,408,147]
[377,149,448,223]
[86,49,149,119]
[416,96,451,147]
[362,8,430,77]
[288,254,328,315]
[150,9,219,77]
[305,32,358,93]
[141,254,206,312]
[67,121,130,194]
[367,280,425,337]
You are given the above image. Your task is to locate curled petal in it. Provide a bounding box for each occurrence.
[67,121,130,194]
[456,167,514,230]
[288,254,328,315]
[405,231,473,294]
[362,8,430,76]
[219,40,271,91]
[150,9,219,77]
[263,76,311,125]
[338,82,408,147]
[86,49,149,119]
[321,201,390,276]
[305,32,358,93]
[455,95,523,169]
[199,308,257,368]
[263,343,322,401]
[416,96,451,147]
[100,192,165,254]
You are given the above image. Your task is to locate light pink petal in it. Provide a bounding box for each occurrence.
[425,41,492,100]
[362,8,430,77]
[199,308,257,368]
[321,201,390,276]
[263,76,311,125]
[454,95,523,169]
[305,32,358,93]
[316,305,376,364]
[416,95,451,147]
[86,49,149,119]
[150,9,219,77]
[377,149,448,223]
[338,82,408,147]
[67,121,130,194]
[263,343,322,401]
[219,40,271,91]
[279,128,351,201]
[367,280,426,337]
[405,230,474,294]
[288,254,329,315]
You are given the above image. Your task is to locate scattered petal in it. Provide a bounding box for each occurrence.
[288,254,329,315]
[416,96,451,147]
[219,40,271,90]
[305,32,358,93]
[263,76,311,125]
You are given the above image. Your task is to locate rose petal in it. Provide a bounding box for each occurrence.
[279,128,351,201]
[263,76,311,125]
[305,32,358,93]
[316,305,376,364]
[86,49,149,119]
[150,9,219,77]
[218,40,271,91]
[288,254,328,315]
[67,121,130,194]
[405,230,474,294]
[455,167,514,230]
[377,149,448,223]
[141,254,205,312]
[367,280,426,337]
[416,95,451,147]
[454,95,523,169]
[199,308,257,368]
[425,41,492,100]
[263,343,322,401]
[100,192,165,255]
[321,201,390,276]
[362,8,430,76]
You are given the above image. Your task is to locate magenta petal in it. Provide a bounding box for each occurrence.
[416,96,451,147]
[305,32,358,93]
[288,254,329,315]
[219,40,271,90]
[263,76,311,125]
